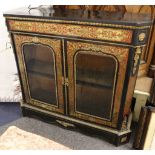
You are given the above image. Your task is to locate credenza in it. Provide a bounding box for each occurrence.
[3,6,153,146]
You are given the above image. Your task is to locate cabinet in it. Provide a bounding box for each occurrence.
[3,7,153,146]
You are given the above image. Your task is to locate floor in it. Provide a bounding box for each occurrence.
[0,102,22,126]
[0,102,135,150]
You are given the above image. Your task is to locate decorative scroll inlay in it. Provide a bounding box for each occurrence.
[13,34,64,114]
[67,41,129,128]
[32,36,39,42]
[8,20,133,43]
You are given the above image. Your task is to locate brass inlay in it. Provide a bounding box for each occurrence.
[8,19,133,43]
[6,16,151,29]
[56,120,75,128]
[10,31,147,49]
[32,36,39,42]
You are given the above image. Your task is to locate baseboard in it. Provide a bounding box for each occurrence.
[21,105,132,146]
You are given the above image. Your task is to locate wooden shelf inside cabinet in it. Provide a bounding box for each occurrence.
[76,80,113,89]
[27,59,55,79]
[76,69,114,89]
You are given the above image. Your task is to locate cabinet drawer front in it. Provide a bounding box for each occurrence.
[67,40,129,128]
[8,19,133,43]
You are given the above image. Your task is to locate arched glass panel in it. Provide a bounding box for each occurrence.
[23,43,57,105]
[75,51,117,120]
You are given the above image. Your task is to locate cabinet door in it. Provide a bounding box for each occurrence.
[67,40,129,128]
[13,34,64,114]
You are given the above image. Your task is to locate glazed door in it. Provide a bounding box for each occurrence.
[67,40,129,128]
[14,34,64,114]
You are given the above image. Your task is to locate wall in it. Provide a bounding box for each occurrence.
[0,1,53,51]
[1,3,23,50]
[0,1,51,101]
[0,2,23,50]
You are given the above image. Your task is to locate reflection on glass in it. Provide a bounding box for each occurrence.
[23,44,57,105]
[75,52,117,120]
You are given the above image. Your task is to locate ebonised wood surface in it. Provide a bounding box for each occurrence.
[3,7,153,26]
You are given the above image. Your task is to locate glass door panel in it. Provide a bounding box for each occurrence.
[75,52,116,119]
[23,44,57,105]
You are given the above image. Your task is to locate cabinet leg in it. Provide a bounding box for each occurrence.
[114,132,131,146]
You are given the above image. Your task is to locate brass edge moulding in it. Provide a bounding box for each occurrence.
[10,31,147,49]
[5,16,151,29]
[56,120,75,128]
[21,102,131,135]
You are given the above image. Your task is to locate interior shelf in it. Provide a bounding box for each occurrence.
[28,71,54,80]
[76,80,113,89]
[27,59,55,78]
[76,69,114,88]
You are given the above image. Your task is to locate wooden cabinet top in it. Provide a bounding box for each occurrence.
[3,7,153,26]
